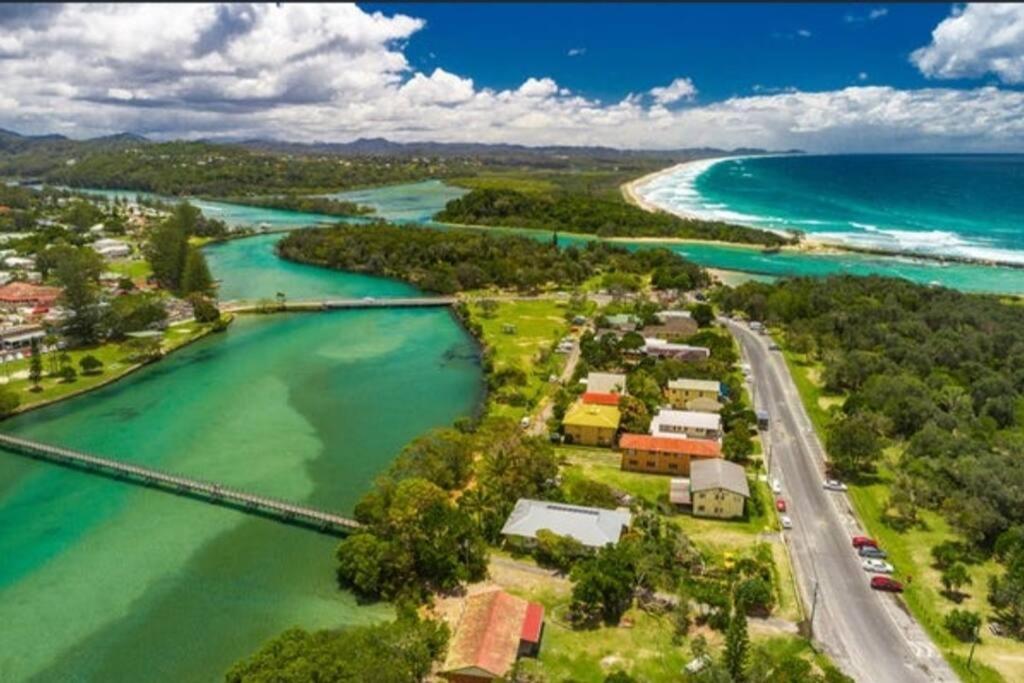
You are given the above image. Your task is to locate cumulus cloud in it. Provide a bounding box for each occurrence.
[911,4,1024,84]
[1,3,1023,152]
[567,47,586,57]
[845,7,888,23]
[649,78,698,105]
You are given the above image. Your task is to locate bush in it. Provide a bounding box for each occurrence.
[79,355,104,375]
[944,609,982,642]
[58,365,77,383]
[534,529,586,572]
[188,293,221,323]
[0,388,20,416]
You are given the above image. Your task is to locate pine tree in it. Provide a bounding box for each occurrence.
[28,339,43,390]
[723,601,749,682]
[180,247,213,296]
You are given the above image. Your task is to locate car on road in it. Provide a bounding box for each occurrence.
[775,498,787,512]
[771,478,782,494]
[859,546,888,559]
[862,558,895,574]
[823,479,848,491]
[780,515,793,529]
[870,576,904,593]
[852,535,878,549]
[768,342,780,351]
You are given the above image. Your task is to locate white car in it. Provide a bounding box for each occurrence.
[771,478,782,495]
[862,558,894,574]
[780,515,793,529]
[823,479,848,492]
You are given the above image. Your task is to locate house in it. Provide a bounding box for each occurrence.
[603,313,638,331]
[666,379,722,411]
[585,371,627,395]
[3,256,35,270]
[95,244,132,259]
[642,310,698,339]
[642,338,710,361]
[441,590,544,682]
[501,498,632,548]
[0,271,12,287]
[619,433,721,476]
[0,283,61,310]
[0,325,46,351]
[670,459,750,519]
[562,401,620,447]
[581,391,621,407]
[650,408,722,440]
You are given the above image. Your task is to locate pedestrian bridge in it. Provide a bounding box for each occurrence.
[221,296,457,314]
[0,433,362,535]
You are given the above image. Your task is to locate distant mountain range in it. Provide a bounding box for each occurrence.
[0,127,798,161]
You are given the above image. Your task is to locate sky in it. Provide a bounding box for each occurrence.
[1,2,1023,151]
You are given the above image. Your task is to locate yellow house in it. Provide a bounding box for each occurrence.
[563,401,620,447]
[665,378,721,410]
[688,459,749,519]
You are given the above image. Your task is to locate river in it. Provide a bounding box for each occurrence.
[0,182,482,682]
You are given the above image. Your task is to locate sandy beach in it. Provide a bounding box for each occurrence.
[620,157,726,217]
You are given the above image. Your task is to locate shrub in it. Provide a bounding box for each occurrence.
[944,609,982,642]
[79,355,104,375]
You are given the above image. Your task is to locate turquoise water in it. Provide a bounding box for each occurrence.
[0,185,483,681]
[640,154,1024,265]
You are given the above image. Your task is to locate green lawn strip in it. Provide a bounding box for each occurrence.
[467,298,570,420]
[781,343,1011,683]
[2,320,222,414]
[106,258,153,280]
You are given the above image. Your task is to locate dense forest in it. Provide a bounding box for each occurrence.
[716,276,1024,637]
[435,187,792,246]
[34,142,484,195]
[277,224,709,294]
[210,194,375,217]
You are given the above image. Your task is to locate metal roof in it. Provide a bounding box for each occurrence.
[501,498,632,547]
[690,459,750,497]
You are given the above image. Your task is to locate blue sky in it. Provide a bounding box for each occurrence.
[1,3,1023,151]
[380,3,986,104]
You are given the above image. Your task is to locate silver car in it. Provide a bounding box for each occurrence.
[823,479,848,491]
[862,558,894,574]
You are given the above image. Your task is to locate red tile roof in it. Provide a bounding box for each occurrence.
[0,283,61,304]
[443,590,545,678]
[582,391,621,406]
[619,433,721,457]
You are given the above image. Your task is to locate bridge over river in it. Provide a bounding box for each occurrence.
[0,433,362,535]
[220,296,457,314]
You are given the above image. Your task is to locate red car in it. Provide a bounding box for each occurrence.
[852,536,878,549]
[775,499,787,512]
[871,576,903,593]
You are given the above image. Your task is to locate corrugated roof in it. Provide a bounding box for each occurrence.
[443,590,542,678]
[669,478,692,505]
[521,603,544,643]
[563,401,621,429]
[667,378,721,393]
[619,433,721,457]
[585,372,627,395]
[650,409,721,432]
[582,391,621,406]
[501,498,632,547]
[690,459,750,497]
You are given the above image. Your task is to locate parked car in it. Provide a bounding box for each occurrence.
[823,479,848,491]
[768,342,780,351]
[775,498,787,512]
[771,478,782,495]
[870,576,904,593]
[780,515,793,529]
[862,558,895,574]
[859,546,888,559]
[852,536,878,549]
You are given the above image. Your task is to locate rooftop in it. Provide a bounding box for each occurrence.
[581,391,621,406]
[650,408,721,432]
[585,371,627,395]
[501,498,632,547]
[668,378,721,393]
[443,590,544,678]
[619,433,721,457]
[563,401,621,430]
[690,459,750,498]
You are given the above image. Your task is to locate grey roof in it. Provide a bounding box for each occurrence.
[690,460,750,498]
[501,498,632,548]
[669,478,692,506]
[586,372,627,395]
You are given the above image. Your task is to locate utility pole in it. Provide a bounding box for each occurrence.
[967,622,980,669]
[808,578,820,638]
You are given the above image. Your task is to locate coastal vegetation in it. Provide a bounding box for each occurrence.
[434,186,792,246]
[276,223,709,294]
[145,202,215,296]
[210,194,375,218]
[716,275,1024,681]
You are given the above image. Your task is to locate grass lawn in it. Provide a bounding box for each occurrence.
[0,320,222,414]
[106,258,153,280]
[467,298,570,420]
[781,342,1013,683]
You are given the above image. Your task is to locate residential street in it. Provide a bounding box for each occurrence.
[726,320,957,683]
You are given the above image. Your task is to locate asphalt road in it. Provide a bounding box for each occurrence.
[727,319,957,683]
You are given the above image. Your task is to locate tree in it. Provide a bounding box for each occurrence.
[944,609,981,643]
[108,293,168,338]
[50,244,105,342]
[79,355,104,375]
[0,388,20,416]
[691,303,714,328]
[188,293,221,323]
[931,541,967,570]
[569,544,636,626]
[618,395,651,433]
[989,546,1024,637]
[734,577,774,616]
[723,601,750,682]
[180,246,213,295]
[534,529,586,573]
[58,364,77,383]
[479,299,499,319]
[722,421,754,463]
[28,339,43,390]
[825,412,883,478]
[941,562,972,600]
[122,336,163,363]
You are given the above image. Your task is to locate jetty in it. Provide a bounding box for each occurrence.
[221,296,457,314]
[0,432,361,535]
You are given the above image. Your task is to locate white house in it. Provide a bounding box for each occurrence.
[642,337,710,361]
[650,408,722,440]
[501,499,632,548]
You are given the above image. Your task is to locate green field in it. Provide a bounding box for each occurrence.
[781,342,1012,683]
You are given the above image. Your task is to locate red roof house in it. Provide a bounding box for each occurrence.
[441,590,545,682]
[581,391,622,406]
[0,283,62,308]
[619,433,722,476]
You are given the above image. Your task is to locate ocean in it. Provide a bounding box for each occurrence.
[637,154,1024,266]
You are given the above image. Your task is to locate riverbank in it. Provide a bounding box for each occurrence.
[1,317,230,420]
